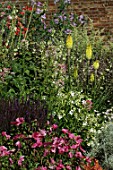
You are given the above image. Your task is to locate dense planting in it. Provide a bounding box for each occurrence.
[0,0,113,169]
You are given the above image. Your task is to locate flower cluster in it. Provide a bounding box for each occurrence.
[0,118,92,169]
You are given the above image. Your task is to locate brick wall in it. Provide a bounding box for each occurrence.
[1,0,113,34]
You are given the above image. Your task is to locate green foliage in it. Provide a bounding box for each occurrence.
[0,0,113,159]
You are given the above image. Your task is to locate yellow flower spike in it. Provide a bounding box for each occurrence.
[74,67,78,79]
[66,35,73,49]
[90,73,95,82]
[93,60,99,70]
[86,44,92,60]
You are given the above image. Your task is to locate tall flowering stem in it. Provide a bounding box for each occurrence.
[24,2,35,40]
[93,60,99,98]
[86,44,92,94]
[66,34,73,90]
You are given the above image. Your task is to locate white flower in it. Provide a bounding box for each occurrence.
[8,15,12,20]
[82,100,86,105]
[69,110,73,115]
[58,115,63,119]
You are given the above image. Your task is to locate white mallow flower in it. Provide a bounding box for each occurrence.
[8,15,12,20]
[58,115,63,119]
[83,121,87,126]
[89,128,96,133]
[82,100,86,105]
[70,91,74,97]
[69,110,73,115]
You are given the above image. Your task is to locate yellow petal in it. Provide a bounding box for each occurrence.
[93,60,99,70]
[90,73,95,82]
[86,44,92,60]
[66,35,73,49]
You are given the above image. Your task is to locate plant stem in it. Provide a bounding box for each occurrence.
[86,60,90,95]
[67,49,71,91]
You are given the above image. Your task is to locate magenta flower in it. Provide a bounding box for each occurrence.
[66,165,72,170]
[71,144,79,149]
[85,156,91,163]
[11,117,24,126]
[43,149,49,157]
[62,128,69,134]
[32,139,43,148]
[9,157,13,165]
[75,136,83,144]
[52,124,58,130]
[50,158,55,164]
[32,131,44,140]
[56,160,65,170]
[80,145,86,153]
[68,152,73,158]
[18,155,24,166]
[0,146,10,157]
[76,166,81,170]
[13,134,25,140]
[39,129,47,136]
[15,141,21,149]
[68,132,76,139]
[1,131,11,140]
[75,151,84,159]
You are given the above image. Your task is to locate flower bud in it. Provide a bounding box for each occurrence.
[93,60,99,70]
[66,35,73,49]
[86,44,92,60]
[90,73,94,82]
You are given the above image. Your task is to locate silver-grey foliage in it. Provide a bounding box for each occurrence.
[90,122,113,170]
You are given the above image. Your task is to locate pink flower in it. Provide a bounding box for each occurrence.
[50,158,55,164]
[0,146,10,157]
[32,132,44,140]
[43,142,52,147]
[74,136,83,144]
[52,124,58,130]
[11,117,24,126]
[51,147,56,153]
[71,144,79,149]
[80,145,86,153]
[66,165,71,170]
[15,141,21,149]
[68,132,75,139]
[62,128,69,134]
[52,137,59,145]
[1,131,11,140]
[82,99,93,110]
[85,156,91,163]
[58,145,69,154]
[18,155,24,166]
[39,129,46,136]
[58,147,65,154]
[32,139,43,148]
[76,166,81,170]
[43,149,49,157]
[9,157,13,165]
[75,151,84,159]
[68,152,73,158]
[13,134,25,140]
[56,160,65,170]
